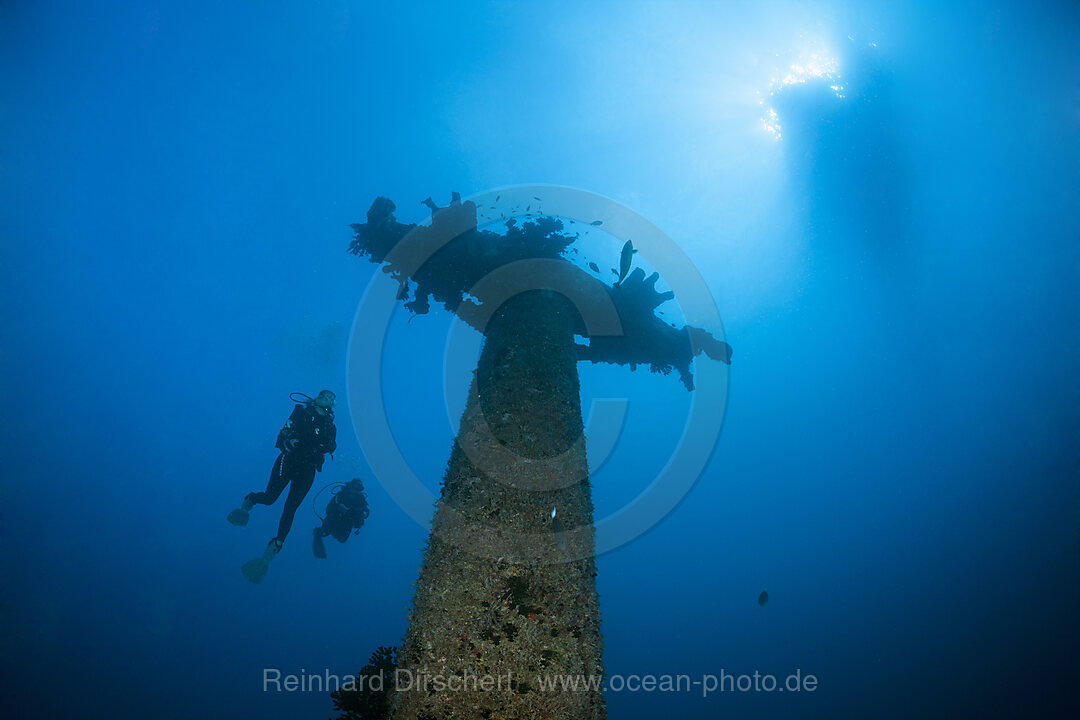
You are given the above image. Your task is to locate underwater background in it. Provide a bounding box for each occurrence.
[2,1,1077,718]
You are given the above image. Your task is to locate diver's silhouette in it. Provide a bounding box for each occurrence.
[227,390,337,583]
[312,478,369,559]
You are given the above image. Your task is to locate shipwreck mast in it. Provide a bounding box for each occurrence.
[347,193,730,719]
[394,289,604,718]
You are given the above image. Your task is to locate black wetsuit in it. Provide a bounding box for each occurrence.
[248,402,336,544]
[317,484,369,543]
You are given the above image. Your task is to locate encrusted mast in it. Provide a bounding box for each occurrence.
[348,194,730,719]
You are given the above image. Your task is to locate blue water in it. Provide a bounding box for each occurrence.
[2,1,1077,718]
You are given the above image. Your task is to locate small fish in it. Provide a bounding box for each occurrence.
[588,261,599,273]
[533,196,541,201]
[496,194,501,201]
[616,240,637,286]
[551,507,568,552]
[758,590,769,606]
[590,220,603,226]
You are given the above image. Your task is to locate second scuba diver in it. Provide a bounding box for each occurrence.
[312,477,369,559]
[227,389,337,584]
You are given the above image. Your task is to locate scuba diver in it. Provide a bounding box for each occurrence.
[226,389,337,584]
[312,478,370,559]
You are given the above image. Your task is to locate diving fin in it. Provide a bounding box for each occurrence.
[241,539,282,584]
[312,529,327,559]
[226,508,250,526]
[227,495,255,526]
[241,557,268,583]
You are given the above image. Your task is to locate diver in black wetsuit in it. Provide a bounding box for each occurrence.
[312,478,369,559]
[227,390,337,583]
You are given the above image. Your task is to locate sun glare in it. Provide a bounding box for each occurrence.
[758,46,845,139]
